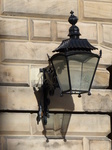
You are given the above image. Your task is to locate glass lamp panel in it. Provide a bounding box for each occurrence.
[52,55,69,92]
[68,55,82,93]
[68,54,98,93]
[80,56,98,91]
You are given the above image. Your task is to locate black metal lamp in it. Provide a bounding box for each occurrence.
[49,11,101,97]
[35,11,102,127]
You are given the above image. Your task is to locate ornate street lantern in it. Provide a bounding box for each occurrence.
[49,11,101,97]
[35,11,102,130]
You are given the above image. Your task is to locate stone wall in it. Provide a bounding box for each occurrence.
[0,0,112,149]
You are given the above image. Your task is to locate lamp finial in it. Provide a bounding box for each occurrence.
[68,11,80,38]
[68,10,78,25]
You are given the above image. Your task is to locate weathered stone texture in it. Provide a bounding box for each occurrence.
[0,113,30,134]
[0,86,112,112]
[30,64,47,87]
[0,64,29,86]
[0,136,111,150]
[93,67,109,88]
[31,113,110,137]
[102,24,112,47]
[0,113,110,138]
[0,17,28,39]
[78,22,97,42]
[68,114,110,136]
[49,89,112,112]
[31,114,43,135]
[0,41,58,63]
[83,1,112,20]
[6,137,83,150]
[83,89,112,112]
[89,138,111,150]
[57,21,70,39]
[1,0,78,17]
[30,19,51,40]
[94,46,112,65]
[0,87,38,110]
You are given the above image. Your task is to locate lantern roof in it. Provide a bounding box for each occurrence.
[53,38,97,53]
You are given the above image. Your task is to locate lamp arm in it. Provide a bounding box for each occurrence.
[35,65,58,125]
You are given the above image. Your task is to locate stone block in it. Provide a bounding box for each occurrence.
[67,114,110,136]
[56,21,70,39]
[92,67,109,88]
[83,89,112,112]
[83,1,112,20]
[0,41,58,63]
[0,113,31,135]
[6,137,83,150]
[94,46,112,65]
[49,88,80,111]
[30,64,48,87]
[31,114,43,135]
[0,17,28,39]
[1,42,111,65]
[0,86,38,110]
[2,0,78,18]
[30,19,51,40]
[89,137,111,150]
[0,64,29,86]
[49,89,112,112]
[101,24,112,47]
[51,21,57,41]
[0,87,112,112]
[77,22,97,42]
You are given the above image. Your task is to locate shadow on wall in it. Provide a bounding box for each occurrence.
[48,88,74,111]
[33,87,75,113]
[33,87,74,142]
